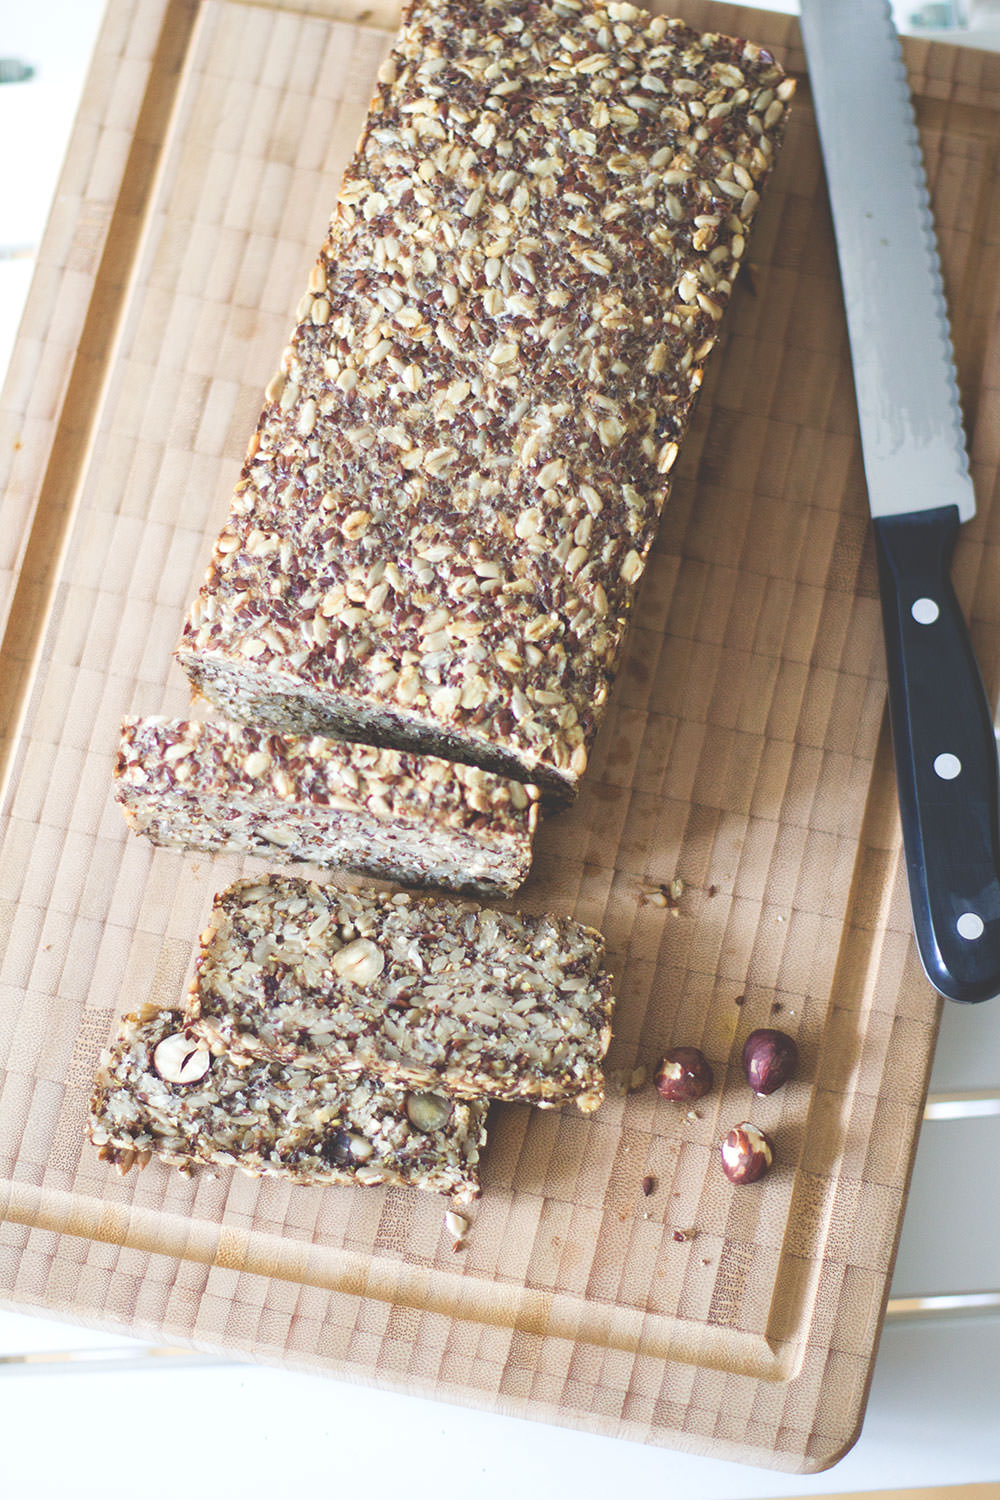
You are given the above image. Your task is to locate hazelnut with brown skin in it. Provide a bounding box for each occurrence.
[720,1122,774,1184]
[654,1046,714,1103]
[321,1128,374,1167]
[742,1028,798,1095]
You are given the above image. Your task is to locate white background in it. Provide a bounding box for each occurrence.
[1,2,998,1494]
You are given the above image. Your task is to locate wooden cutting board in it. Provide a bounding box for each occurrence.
[2,0,999,1472]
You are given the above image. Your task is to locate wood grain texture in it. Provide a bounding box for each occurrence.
[2,0,1000,1473]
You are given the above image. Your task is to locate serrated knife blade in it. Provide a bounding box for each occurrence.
[800,0,1000,1002]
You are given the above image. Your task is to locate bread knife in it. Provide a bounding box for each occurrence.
[799,0,1000,1002]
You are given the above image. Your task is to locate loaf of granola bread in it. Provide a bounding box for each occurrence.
[89,1007,486,1202]
[113,715,539,895]
[175,0,792,793]
[186,875,615,1111]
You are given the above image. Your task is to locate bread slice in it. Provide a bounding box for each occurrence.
[186,874,615,1112]
[90,1006,487,1203]
[114,715,539,895]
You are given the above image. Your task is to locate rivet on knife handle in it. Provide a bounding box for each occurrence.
[875,506,1000,1003]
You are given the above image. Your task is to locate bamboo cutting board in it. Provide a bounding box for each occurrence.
[2,0,1000,1472]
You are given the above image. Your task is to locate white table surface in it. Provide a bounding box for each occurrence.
[1,2,998,1494]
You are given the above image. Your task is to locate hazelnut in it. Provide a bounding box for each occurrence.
[653,1046,713,1103]
[742,1028,798,1095]
[331,937,385,985]
[405,1091,454,1132]
[321,1129,374,1167]
[152,1031,211,1086]
[720,1122,774,1184]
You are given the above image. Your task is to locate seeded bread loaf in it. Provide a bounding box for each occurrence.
[175,0,792,794]
[90,1008,486,1202]
[186,875,615,1111]
[113,715,539,895]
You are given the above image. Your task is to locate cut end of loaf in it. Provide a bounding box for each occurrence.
[175,645,581,796]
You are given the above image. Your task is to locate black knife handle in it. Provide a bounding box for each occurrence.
[874,505,1000,1003]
